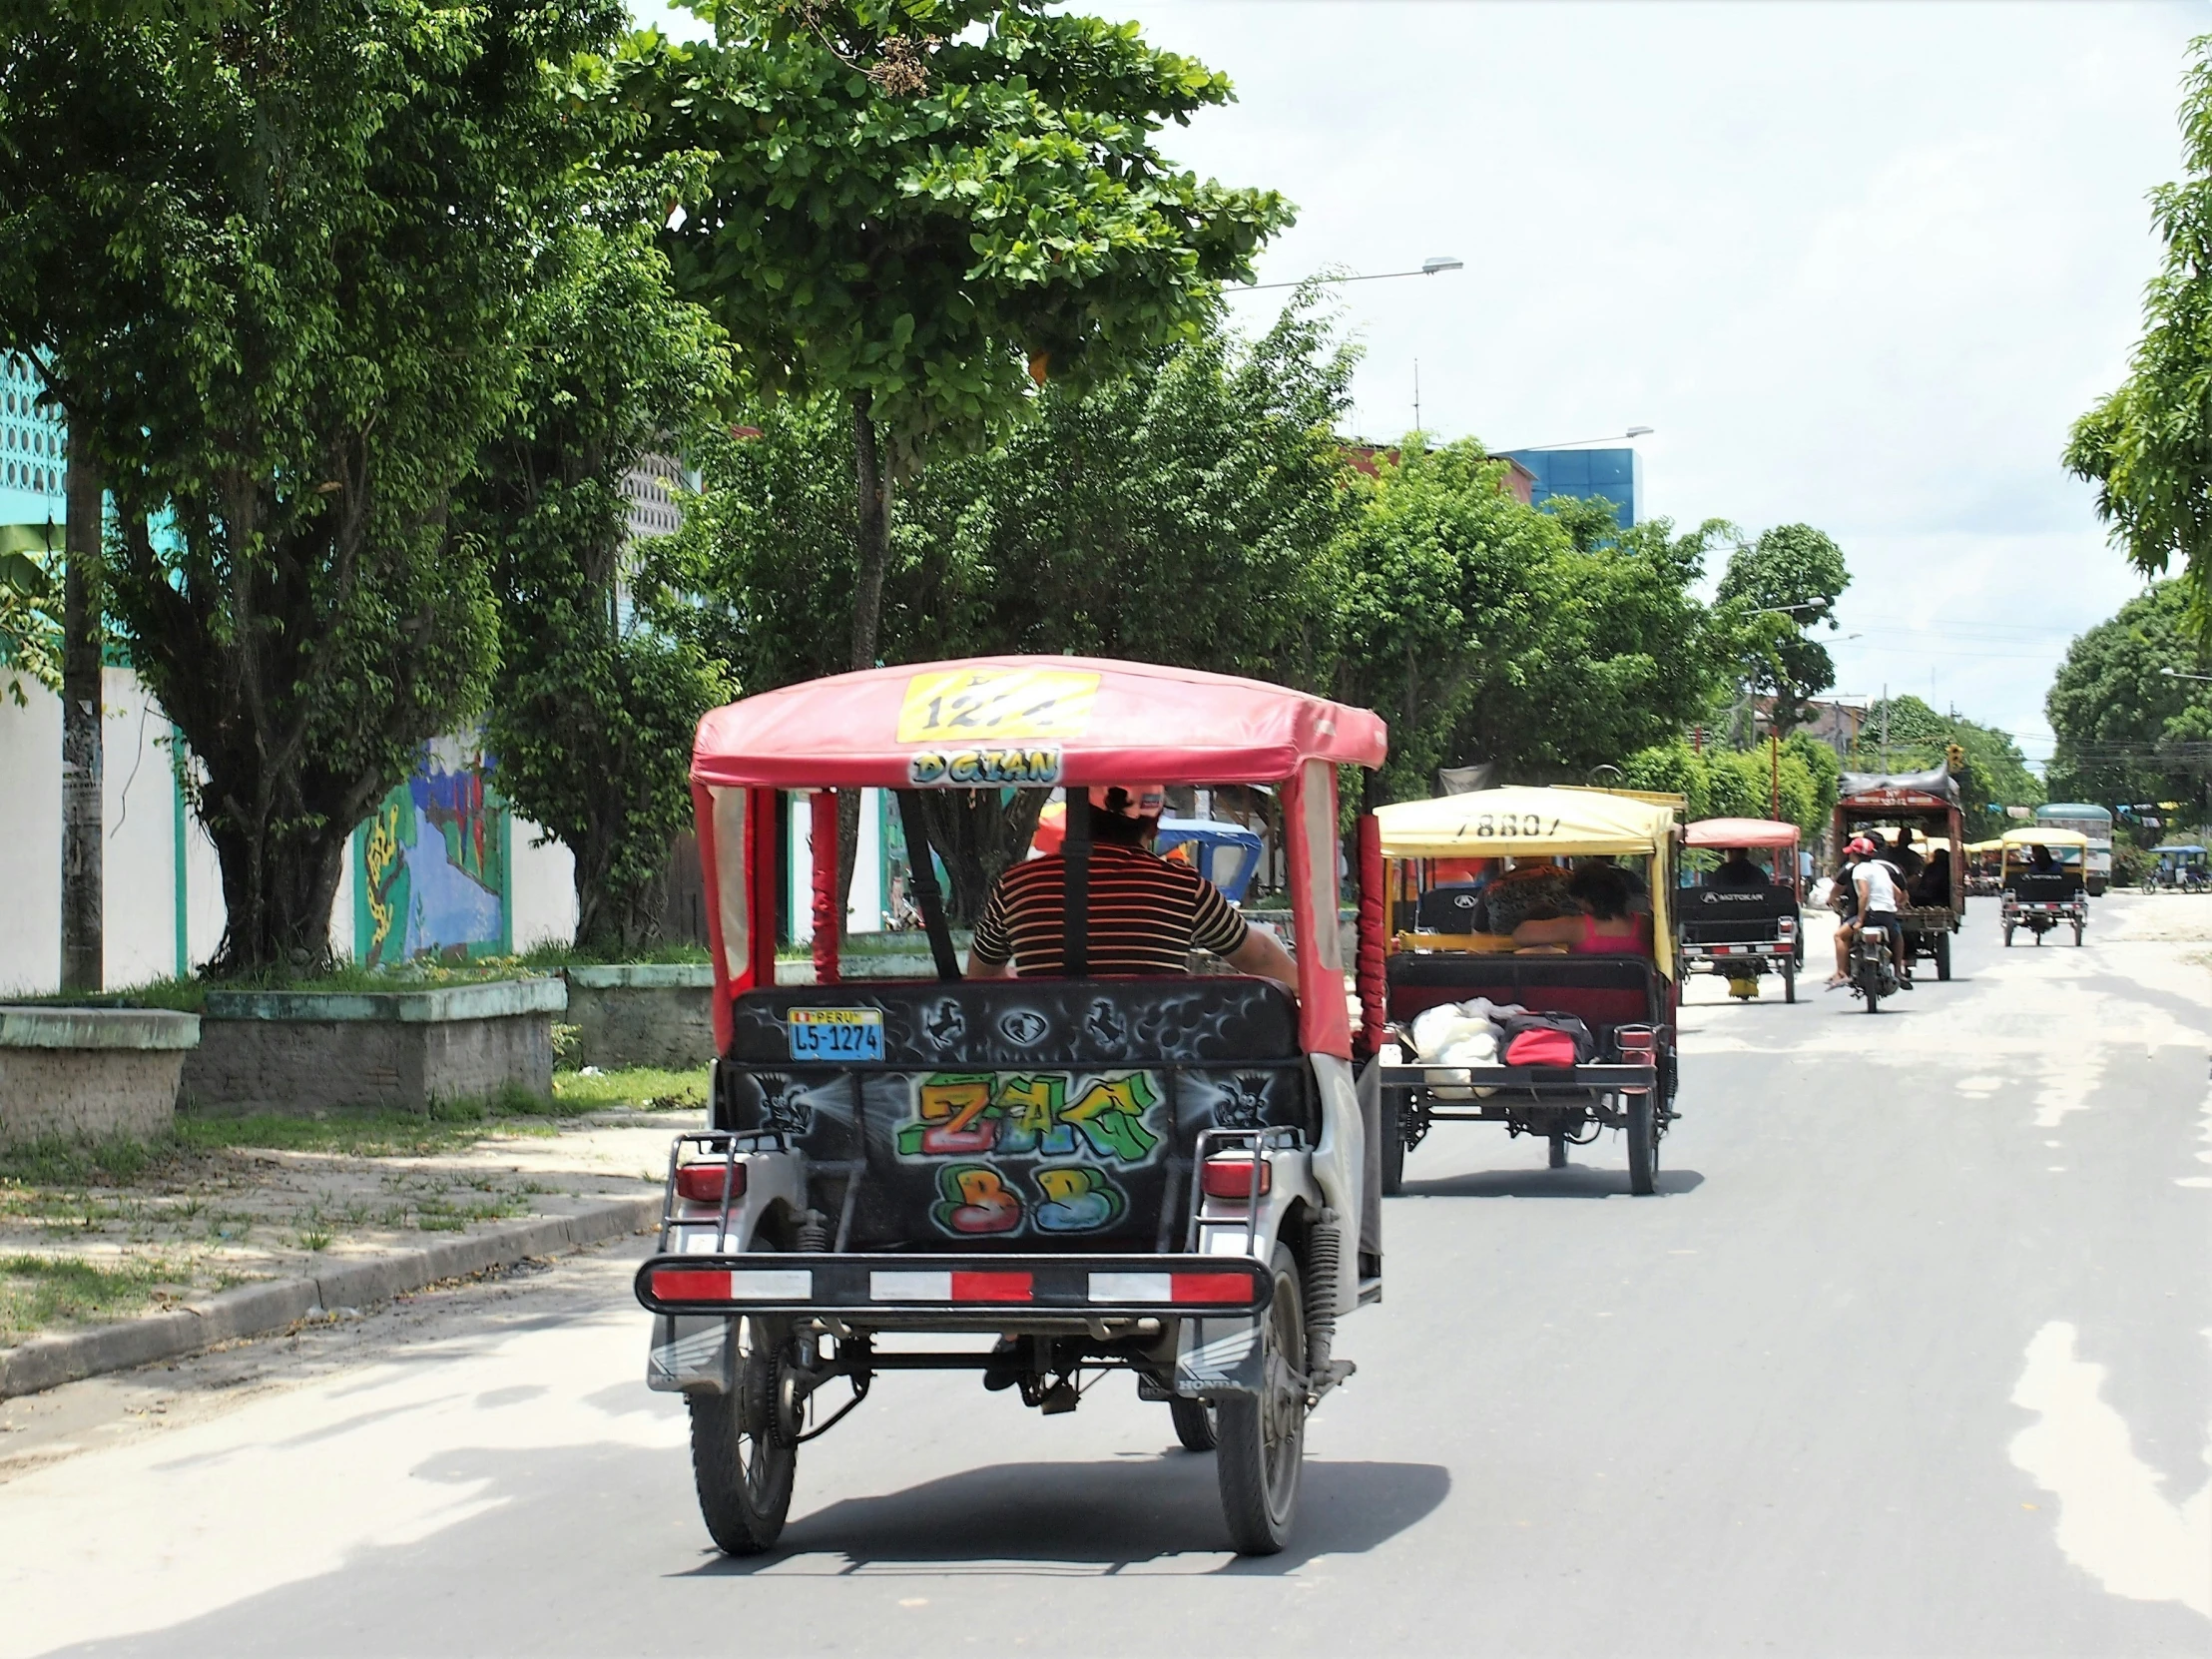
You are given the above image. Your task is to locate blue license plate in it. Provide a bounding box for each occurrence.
[787,1008,884,1062]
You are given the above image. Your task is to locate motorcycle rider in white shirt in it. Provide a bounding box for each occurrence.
[1827,836,1912,991]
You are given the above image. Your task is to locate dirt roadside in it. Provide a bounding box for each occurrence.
[0,1229,656,1482]
[1,1071,704,1349]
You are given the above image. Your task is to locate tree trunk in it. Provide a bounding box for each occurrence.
[206,818,351,977]
[918,788,1049,926]
[841,390,894,911]
[571,829,669,959]
[60,438,103,994]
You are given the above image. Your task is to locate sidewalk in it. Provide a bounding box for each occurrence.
[0,1068,699,1396]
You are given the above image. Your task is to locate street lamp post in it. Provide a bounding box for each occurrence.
[2161,667,2212,682]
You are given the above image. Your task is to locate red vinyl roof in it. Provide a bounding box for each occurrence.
[1685,817,1802,849]
[692,656,1387,791]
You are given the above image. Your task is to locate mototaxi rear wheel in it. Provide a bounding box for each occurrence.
[1216,1244,1306,1555]
[1626,1089,1660,1195]
[688,1315,802,1555]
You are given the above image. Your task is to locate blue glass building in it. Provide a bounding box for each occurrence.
[1502,445,1642,529]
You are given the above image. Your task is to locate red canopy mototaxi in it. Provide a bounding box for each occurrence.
[688,656,1389,1057]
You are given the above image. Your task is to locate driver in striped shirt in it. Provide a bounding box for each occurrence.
[965,785,1298,995]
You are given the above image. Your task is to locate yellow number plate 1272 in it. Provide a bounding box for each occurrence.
[788,1008,884,1062]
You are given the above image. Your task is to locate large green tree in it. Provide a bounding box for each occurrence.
[1328,448,1728,798]
[465,225,733,956]
[0,0,620,973]
[2066,35,2212,645]
[649,296,1356,917]
[617,0,1290,681]
[1712,523,1852,736]
[2044,581,2211,819]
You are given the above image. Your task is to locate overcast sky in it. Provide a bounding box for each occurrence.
[636,1,2204,765]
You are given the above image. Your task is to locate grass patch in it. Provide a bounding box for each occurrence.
[27,956,564,1014]
[1,1254,171,1341]
[171,1108,553,1160]
[0,1132,163,1189]
[515,940,712,970]
[551,1065,710,1113]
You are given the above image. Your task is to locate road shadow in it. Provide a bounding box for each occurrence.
[1398,1166,1704,1200]
[683,1455,1450,1577]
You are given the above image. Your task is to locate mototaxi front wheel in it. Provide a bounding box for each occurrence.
[688,1315,801,1555]
[1216,1243,1306,1555]
[1626,1089,1660,1195]
[1169,1394,1220,1452]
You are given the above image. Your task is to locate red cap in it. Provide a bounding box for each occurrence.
[1846,836,1876,855]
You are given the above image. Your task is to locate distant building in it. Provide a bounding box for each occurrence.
[0,352,66,529]
[1503,445,1642,527]
[1343,442,1536,505]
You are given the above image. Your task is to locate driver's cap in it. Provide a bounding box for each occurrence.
[1089,784,1167,820]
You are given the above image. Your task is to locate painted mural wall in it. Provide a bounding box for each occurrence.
[351,736,514,967]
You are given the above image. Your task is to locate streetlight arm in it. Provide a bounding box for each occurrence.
[1237,260,1464,293]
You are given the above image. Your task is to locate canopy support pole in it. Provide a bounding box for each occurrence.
[1061,788,1091,978]
[894,791,962,981]
[810,790,840,985]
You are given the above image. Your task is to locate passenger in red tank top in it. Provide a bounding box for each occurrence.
[1510,863,1646,953]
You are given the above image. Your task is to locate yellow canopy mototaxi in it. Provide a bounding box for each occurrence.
[1372,787,1680,1196]
[1997,828,2089,947]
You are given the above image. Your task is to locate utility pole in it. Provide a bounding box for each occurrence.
[60,426,103,993]
[1880,684,1889,773]
[1412,359,1421,433]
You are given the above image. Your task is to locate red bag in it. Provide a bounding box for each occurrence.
[1504,1027,1579,1067]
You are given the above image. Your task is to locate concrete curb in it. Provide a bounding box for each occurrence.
[0,1192,661,1400]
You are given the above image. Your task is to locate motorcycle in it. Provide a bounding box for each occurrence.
[1848,921,1900,1013]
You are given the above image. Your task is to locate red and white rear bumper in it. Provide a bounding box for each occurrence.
[634,1252,1273,1321]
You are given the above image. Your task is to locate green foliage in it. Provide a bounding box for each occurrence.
[1329,454,1726,799]
[652,295,1356,915]
[1619,737,1829,838]
[0,522,62,701]
[1712,523,1852,733]
[0,0,624,973]
[2065,35,2212,645]
[617,0,1290,471]
[2043,579,2212,816]
[1853,694,2043,826]
[464,224,734,955]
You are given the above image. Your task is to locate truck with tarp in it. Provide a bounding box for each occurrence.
[1832,767,1965,981]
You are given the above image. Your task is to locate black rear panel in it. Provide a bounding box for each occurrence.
[1678,885,1799,945]
[717,978,1310,1254]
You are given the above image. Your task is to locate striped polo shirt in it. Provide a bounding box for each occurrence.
[970,843,1251,977]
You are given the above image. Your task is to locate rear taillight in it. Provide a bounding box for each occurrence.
[1777,916,1796,935]
[1201,1156,1271,1200]
[675,1162,746,1204]
[1614,1026,1656,1060]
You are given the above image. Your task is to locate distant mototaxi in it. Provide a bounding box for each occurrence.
[634,655,1389,1557]
[1679,817,1806,1001]
[1998,827,2088,946]
[1371,786,1681,1195]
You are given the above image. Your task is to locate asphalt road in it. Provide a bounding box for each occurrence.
[3,896,2207,1657]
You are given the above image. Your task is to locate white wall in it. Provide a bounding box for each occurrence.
[787,788,886,940]
[0,668,579,991]
[507,824,578,954]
